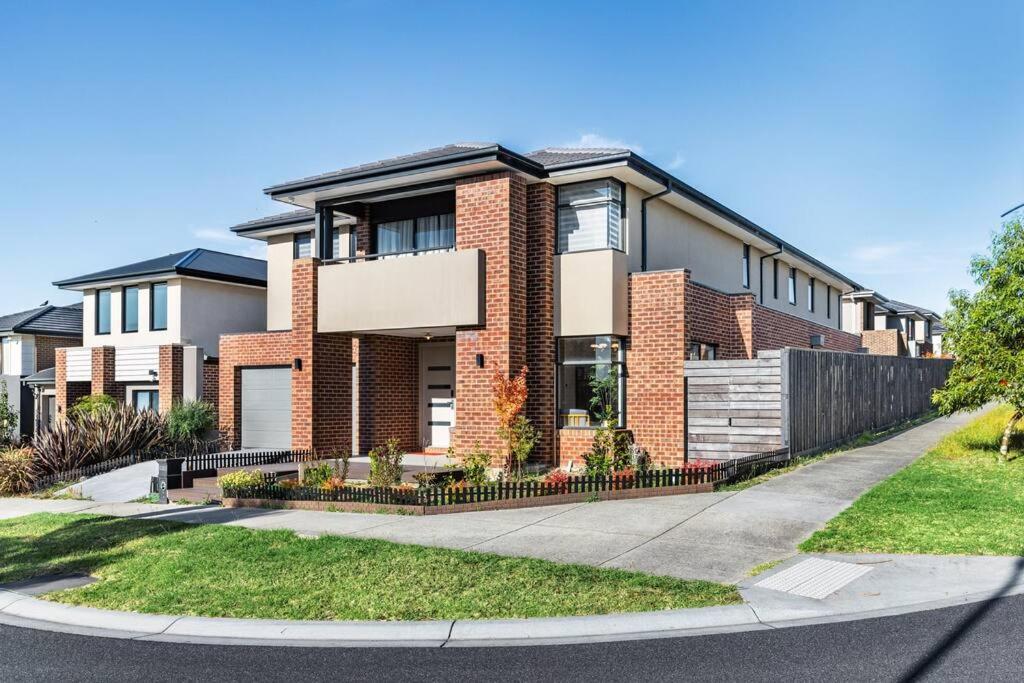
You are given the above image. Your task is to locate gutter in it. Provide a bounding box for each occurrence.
[641,184,672,271]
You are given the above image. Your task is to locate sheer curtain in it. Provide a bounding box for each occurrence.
[415,213,455,252]
[376,219,414,258]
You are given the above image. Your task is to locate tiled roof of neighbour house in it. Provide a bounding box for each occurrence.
[22,367,56,385]
[885,300,941,319]
[0,303,83,337]
[53,249,267,289]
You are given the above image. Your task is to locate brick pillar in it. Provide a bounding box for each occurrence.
[91,346,117,398]
[526,183,557,466]
[55,347,70,416]
[158,345,184,414]
[452,172,528,460]
[628,271,688,465]
[291,258,352,453]
[354,204,372,256]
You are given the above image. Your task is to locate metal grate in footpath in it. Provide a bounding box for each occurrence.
[755,558,874,600]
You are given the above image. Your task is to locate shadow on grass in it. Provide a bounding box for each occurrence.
[957,430,1024,459]
[899,554,1024,681]
[0,514,188,585]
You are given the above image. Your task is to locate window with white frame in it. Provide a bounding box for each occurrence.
[557,179,624,253]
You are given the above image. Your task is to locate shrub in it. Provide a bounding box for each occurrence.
[33,403,167,475]
[302,463,334,488]
[218,468,265,491]
[368,438,404,487]
[67,394,117,419]
[322,476,347,491]
[545,468,569,493]
[460,443,492,486]
[0,383,18,447]
[329,448,352,483]
[165,400,217,452]
[0,447,35,495]
[491,365,540,479]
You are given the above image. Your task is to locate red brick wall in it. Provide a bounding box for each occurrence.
[54,348,89,417]
[202,360,219,408]
[356,335,419,453]
[34,335,81,372]
[218,331,292,448]
[158,345,183,414]
[751,304,862,353]
[525,183,557,466]
[861,329,906,356]
[453,172,528,461]
[91,347,117,397]
[627,270,688,465]
[684,279,753,359]
[557,429,594,469]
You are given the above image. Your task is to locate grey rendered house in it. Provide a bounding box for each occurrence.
[0,303,83,438]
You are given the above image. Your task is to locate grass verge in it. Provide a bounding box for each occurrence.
[717,411,939,493]
[0,512,740,621]
[801,406,1024,556]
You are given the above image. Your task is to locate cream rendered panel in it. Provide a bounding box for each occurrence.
[841,300,861,333]
[1,336,22,376]
[554,250,628,337]
[624,184,644,272]
[179,278,266,354]
[82,281,183,348]
[266,234,294,331]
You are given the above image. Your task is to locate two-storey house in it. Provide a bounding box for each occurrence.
[0,303,82,438]
[219,143,864,466]
[842,291,943,357]
[52,249,267,416]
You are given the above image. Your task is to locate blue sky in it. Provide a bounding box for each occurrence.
[1,1,1021,314]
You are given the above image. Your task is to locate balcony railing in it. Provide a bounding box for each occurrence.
[323,245,454,264]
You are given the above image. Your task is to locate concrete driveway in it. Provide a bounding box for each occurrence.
[1,411,977,583]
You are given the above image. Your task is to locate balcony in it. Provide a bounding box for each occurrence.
[317,248,484,333]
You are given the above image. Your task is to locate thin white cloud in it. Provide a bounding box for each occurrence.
[562,133,643,153]
[848,242,911,264]
[192,228,236,243]
[667,151,686,170]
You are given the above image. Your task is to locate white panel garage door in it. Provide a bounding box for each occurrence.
[241,367,292,450]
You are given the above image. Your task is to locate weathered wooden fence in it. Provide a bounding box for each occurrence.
[783,348,952,455]
[686,348,953,460]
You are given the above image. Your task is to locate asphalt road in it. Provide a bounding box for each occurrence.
[2,594,1023,682]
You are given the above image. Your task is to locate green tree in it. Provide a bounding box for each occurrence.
[0,382,18,447]
[934,217,1024,460]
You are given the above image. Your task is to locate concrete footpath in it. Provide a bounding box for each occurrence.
[0,553,1021,647]
[0,410,979,583]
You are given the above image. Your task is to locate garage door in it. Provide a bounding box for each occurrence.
[240,367,292,449]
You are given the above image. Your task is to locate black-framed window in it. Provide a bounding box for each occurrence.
[838,294,843,330]
[788,268,797,305]
[557,179,624,253]
[557,336,625,429]
[327,226,358,260]
[95,289,111,335]
[132,389,159,413]
[808,278,816,312]
[150,282,168,331]
[293,232,312,259]
[907,318,916,340]
[122,286,139,333]
[374,213,454,257]
[826,285,832,319]
[863,303,874,331]
[772,259,779,299]
[688,342,718,361]
[742,245,751,289]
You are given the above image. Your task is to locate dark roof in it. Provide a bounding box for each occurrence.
[0,303,82,337]
[885,299,940,318]
[54,249,267,289]
[22,367,56,386]
[231,209,315,234]
[260,142,863,289]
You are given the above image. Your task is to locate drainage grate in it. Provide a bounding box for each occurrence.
[755,558,873,600]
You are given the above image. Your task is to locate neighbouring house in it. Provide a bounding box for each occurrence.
[52,249,267,417]
[0,303,82,439]
[220,142,866,466]
[842,291,943,357]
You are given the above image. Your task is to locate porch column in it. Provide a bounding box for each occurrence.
[291,258,352,453]
[158,344,183,414]
[91,346,117,398]
[452,172,528,461]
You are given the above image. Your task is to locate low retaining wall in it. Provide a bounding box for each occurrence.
[223,481,714,515]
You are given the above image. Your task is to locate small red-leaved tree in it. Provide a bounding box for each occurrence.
[491,365,539,479]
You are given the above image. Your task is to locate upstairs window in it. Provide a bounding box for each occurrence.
[122,286,139,333]
[742,245,751,288]
[826,285,832,319]
[151,282,168,331]
[808,278,816,312]
[772,259,779,299]
[788,268,797,305]
[557,179,624,253]
[293,232,312,259]
[375,213,455,257]
[96,289,111,335]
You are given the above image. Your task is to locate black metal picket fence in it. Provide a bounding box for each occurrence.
[31,442,224,492]
[222,448,791,508]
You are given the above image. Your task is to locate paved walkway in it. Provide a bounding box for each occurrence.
[0,411,978,583]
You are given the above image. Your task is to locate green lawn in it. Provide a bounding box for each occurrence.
[801,406,1024,556]
[0,513,739,621]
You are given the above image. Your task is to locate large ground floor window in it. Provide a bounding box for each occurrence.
[557,336,625,429]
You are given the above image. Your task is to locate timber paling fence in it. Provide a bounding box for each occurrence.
[784,348,953,455]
